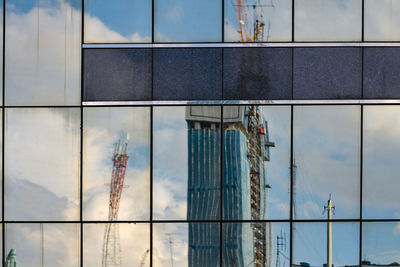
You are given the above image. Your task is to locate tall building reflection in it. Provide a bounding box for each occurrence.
[186,106,274,267]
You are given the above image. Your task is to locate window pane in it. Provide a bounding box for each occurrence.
[6,223,80,266]
[83,107,150,221]
[5,108,80,220]
[5,0,81,105]
[365,0,400,41]
[293,106,360,219]
[154,0,222,42]
[153,106,221,220]
[223,106,291,220]
[84,0,151,43]
[223,222,290,267]
[224,0,291,42]
[84,223,150,267]
[363,106,400,219]
[362,222,400,265]
[294,0,362,41]
[293,222,359,267]
[153,223,220,267]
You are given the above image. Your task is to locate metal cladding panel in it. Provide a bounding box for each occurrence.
[185,106,245,123]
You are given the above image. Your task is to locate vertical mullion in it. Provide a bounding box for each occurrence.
[150,106,153,267]
[359,105,364,266]
[290,105,294,267]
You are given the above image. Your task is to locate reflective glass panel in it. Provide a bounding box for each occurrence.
[5,108,80,220]
[84,223,150,267]
[363,222,400,265]
[365,0,400,41]
[153,106,221,220]
[293,106,360,219]
[5,0,81,105]
[223,106,291,220]
[153,223,220,267]
[223,222,290,267]
[293,222,359,267]
[84,0,151,43]
[224,0,292,42]
[363,106,400,219]
[294,0,362,41]
[6,223,80,266]
[154,0,222,42]
[83,107,150,221]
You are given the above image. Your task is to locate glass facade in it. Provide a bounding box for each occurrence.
[1,0,400,267]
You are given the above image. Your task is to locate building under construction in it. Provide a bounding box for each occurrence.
[186,106,274,267]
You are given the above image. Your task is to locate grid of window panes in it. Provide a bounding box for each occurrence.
[1,0,400,267]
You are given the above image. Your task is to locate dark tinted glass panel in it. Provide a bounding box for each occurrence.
[365,0,400,41]
[84,49,152,101]
[5,108,80,221]
[223,48,292,100]
[83,107,150,221]
[363,106,400,219]
[155,0,222,42]
[293,222,359,267]
[223,106,291,220]
[223,222,290,267]
[224,0,291,42]
[84,0,151,43]
[363,222,400,265]
[6,0,81,105]
[153,223,220,267]
[153,106,221,220]
[84,223,150,266]
[6,223,80,266]
[293,106,360,219]
[153,48,222,100]
[293,48,362,100]
[294,0,362,41]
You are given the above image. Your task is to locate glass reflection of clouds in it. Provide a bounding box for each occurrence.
[84,0,151,43]
[293,106,360,219]
[83,107,150,221]
[365,0,400,41]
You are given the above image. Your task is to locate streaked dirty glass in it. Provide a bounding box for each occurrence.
[5,0,81,106]
[224,0,292,42]
[83,107,150,221]
[154,0,222,42]
[222,106,291,220]
[153,223,220,267]
[363,106,400,219]
[293,106,360,219]
[294,0,362,41]
[83,223,150,267]
[364,0,400,41]
[5,223,80,266]
[293,222,359,267]
[5,108,80,221]
[84,0,151,43]
[153,106,221,220]
[222,222,290,267]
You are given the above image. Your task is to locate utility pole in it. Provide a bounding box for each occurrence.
[324,195,335,267]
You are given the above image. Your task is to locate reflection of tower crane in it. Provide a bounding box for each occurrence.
[165,233,182,267]
[102,134,130,267]
[232,0,274,42]
[138,249,150,267]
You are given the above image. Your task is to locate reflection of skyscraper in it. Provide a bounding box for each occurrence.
[6,249,17,267]
[186,106,274,267]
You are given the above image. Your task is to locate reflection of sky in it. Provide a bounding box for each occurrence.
[224,0,292,42]
[293,106,360,219]
[83,107,150,221]
[155,0,221,42]
[363,106,400,219]
[363,222,400,264]
[84,0,151,42]
[293,222,359,267]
